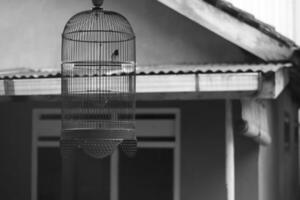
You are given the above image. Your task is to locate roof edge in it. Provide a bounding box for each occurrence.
[203,0,298,48]
[158,0,297,61]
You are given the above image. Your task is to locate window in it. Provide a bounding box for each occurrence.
[119,148,173,200]
[284,113,291,150]
[294,124,299,146]
[32,108,180,200]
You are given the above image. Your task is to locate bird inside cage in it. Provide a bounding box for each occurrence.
[111,49,119,62]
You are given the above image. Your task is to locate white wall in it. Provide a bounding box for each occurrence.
[0,0,255,70]
[259,92,299,200]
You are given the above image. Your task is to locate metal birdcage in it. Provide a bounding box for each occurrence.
[60,0,136,159]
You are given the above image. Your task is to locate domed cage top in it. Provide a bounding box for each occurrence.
[61,0,136,159]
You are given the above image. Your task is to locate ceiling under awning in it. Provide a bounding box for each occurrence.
[0,63,291,100]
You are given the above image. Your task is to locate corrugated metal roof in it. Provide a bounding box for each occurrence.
[136,63,292,74]
[0,63,292,79]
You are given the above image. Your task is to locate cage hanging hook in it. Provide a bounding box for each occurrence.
[92,0,104,8]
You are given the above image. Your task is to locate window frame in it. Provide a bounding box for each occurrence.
[32,108,181,200]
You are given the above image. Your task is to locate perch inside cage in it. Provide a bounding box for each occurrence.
[60,0,136,159]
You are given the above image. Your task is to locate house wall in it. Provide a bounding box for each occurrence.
[0,0,257,70]
[3,95,298,200]
[275,90,299,200]
[259,90,299,200]
[0,99,227,200]
[233,91,300,200]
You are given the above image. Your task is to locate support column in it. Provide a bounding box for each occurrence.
[225,99,235,200]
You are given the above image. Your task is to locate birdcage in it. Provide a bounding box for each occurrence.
[60,0,136,159]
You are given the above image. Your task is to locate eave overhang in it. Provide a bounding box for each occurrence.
[0,63,291,101]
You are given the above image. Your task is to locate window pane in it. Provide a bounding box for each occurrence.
[76,151,110,200]
[38,148,110,200]
[38,147,61,200]
[119,148,174,200]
